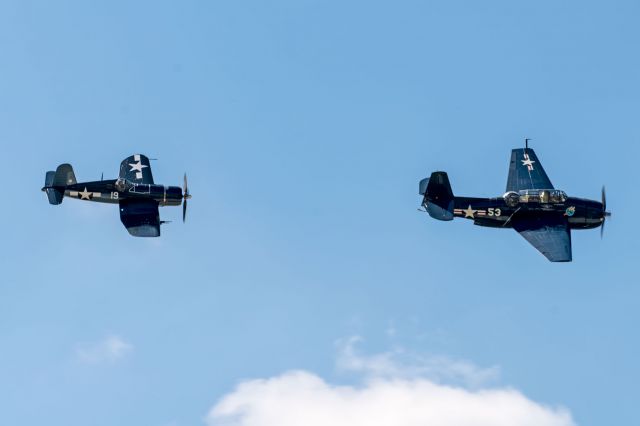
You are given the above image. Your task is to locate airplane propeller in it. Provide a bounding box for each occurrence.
[183,173,192,223]
[601,185,611,239]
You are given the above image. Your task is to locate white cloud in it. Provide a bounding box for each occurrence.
[206,338,575,426]
[336,336,500,388]
[75,335,133,364]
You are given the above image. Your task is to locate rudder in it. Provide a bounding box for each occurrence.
[53,164,76,186]
[420,171,455,221]
[42,164,76,205]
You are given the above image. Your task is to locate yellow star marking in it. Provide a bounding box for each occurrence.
[463,205,477,218]
[79,187,92,200]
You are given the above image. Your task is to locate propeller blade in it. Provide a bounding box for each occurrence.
[600,185,611,239]
[183,199,187,223]
[182,173,191,223]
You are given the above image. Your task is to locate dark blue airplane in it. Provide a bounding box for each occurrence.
[42,154,191,237]
[419,144,610,262]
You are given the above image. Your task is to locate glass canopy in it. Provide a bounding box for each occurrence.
[518,189,567,204]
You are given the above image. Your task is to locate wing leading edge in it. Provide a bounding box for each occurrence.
[512,214,572,262]
[506,148,553,192]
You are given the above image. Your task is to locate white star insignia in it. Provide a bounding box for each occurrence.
[79,187,92,200]
[463,205,477,218]
[521,154,535,171]
[129,161,148,173]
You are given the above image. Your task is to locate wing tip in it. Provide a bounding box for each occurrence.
[126,225,161,237]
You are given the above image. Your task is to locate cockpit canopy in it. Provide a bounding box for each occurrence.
[115,178,132,192]
[503,189,567,206]
[518,189,567,204]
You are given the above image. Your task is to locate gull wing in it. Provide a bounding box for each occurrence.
[119,199,160,237]
[506,148,553,192]
[512,214,572,262]
[119,154,154,184]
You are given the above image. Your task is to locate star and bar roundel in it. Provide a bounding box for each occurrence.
[453,205,502,219]
[454,205,486,218]
[69,187,101,200]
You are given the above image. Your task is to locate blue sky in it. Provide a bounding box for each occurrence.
[1,1,638,425]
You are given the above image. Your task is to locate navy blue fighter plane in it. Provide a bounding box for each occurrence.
[419,143,610,262]
[42,154,191,237]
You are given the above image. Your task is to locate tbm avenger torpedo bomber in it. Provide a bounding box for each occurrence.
[419,142,610,262]
[42,154,191,237]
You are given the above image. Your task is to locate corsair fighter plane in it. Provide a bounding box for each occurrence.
[42,154,191,237]
[419,144,610,262]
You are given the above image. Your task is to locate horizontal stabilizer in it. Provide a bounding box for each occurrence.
[42,169,66,204]
[45,188,64,205]
[45,171,56,187]
[419,178,429,195]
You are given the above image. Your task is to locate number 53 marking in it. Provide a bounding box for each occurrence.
[488,208,502,217]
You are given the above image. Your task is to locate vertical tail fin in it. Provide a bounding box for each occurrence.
[42,164,75,205]
[53,164,76,186]
[419,171,455,221]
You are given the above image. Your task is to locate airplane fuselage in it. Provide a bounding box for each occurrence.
[419,148,610,261]
[446,195,604,230]
[43,154,191,237]
[62,179,183,207]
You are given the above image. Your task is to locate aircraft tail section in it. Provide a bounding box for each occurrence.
[52,164,76,186]
[42,164,76,205]
[419,171,455,221]
[44,187,64,205]
[43,171,63,204]
[44,171,56,188]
